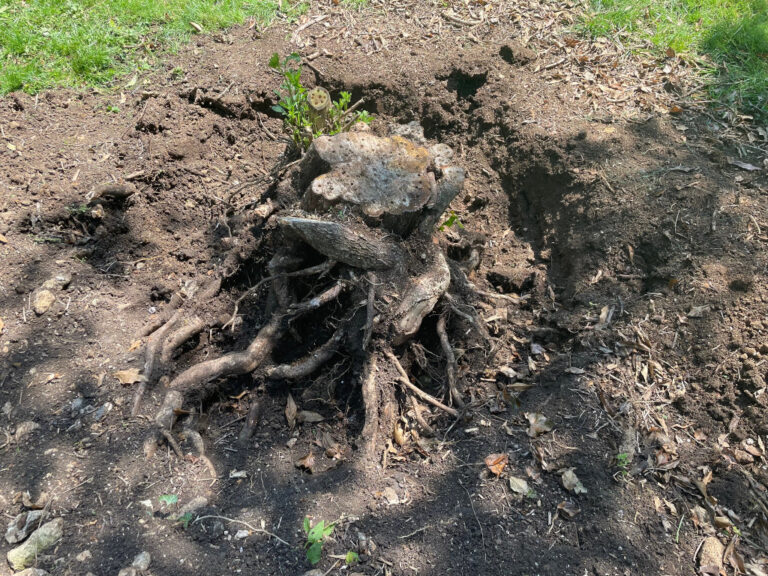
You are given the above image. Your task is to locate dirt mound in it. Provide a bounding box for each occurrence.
[0,5,766,576]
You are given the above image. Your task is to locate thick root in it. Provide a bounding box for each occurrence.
[168,316,282,392]
[266,327,344,380]
[392,248,450,345]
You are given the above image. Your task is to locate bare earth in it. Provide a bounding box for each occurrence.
[1,2,767,576]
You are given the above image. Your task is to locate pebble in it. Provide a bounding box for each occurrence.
[15,569,49,576]
[131,551,151,571]
[33,290,56,315]
[76,550,92,562]
[14,420,40,443]
[698,536,724,573]
[234,529,249,540]
[6,518,63,571]
[5,510,46,544]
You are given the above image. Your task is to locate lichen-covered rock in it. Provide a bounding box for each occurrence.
[5,510,46,544]
[6,517,63,571]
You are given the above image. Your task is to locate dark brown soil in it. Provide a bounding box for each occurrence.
[1,3,767,576]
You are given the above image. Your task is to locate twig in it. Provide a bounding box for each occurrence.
[458,480,486,562]
[193,515,291,547]
[398,524,432,539]
[385,351,459,417]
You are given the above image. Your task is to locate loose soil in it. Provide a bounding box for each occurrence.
[1,2,767,576]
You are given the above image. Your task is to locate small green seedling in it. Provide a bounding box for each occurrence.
[616,452,630,475]
[158,493,179,507]
[269,52,372,151]
[345,550,360,565]
[439,210,465,231]
[176,512,194,529]
[303,517,335,565]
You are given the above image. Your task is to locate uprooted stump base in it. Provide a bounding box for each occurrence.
[135,122,483,465]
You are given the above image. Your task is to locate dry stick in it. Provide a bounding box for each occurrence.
[437,313,465,409]
[459,479,486,562]
[238,398,262,444]
[161,429,184,459]
[409,396,435,436]
[192,515,291,547]
[385,350,459,418]
[362,276,376,351]
[360,355,380,455]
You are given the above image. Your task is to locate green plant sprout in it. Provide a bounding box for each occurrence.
[616,452,630,475]
[269,52,372,151]
[303,517,335,565]
[439,210,465,231]
[176,512,194,529]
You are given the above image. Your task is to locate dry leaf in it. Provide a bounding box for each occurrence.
[113,368,144,385]
[298,410,324,424]
[557,500,580,518]
[319,432,342,459]
[688,305,710,318]
[508,476,530,495]
[530,343,545,355]
[0,234,7,244]
[525,412,553,438]
[562,469,587,494]
[285,394,297,429]
[295,451,315,473]
[393,420,407,446]
[728,158,761,171]
[527,356,537,372]
[484,453,509,476]
[0,317,4,333]
[381,486,400,505]
[128,339,142,352]
[564,366,585,375]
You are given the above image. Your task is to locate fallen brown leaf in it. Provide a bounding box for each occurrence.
[113,368,144,385]
[297,410,324,424]
[525,412,553,437]
[557,500,580,518]
[484,453,509,476]
[285,394,297,429]
[295,451,315,473]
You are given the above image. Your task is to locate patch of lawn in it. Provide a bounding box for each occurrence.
[582,0,768,119]
[0,0,308,95]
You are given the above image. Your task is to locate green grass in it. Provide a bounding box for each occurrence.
[582,0,768,119]
[0,0,308,95]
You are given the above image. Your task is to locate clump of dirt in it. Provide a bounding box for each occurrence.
[0,4,766,576]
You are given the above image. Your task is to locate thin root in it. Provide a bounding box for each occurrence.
[386,350,459,418]
[437,313,465,409]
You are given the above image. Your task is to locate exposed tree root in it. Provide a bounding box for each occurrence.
[266,327,344,380]
[132,125,483,463]
[437,312,464,409]
[385,350,459,418]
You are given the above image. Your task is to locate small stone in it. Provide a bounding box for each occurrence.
[76,550,92,562]
[234,529,249,540]
[14,420,40,442]
[177,495,208,516]
[6,517,63,571]
[15,569,49,576]
[131,551,151,571]
[32,290,56,315]
[5,510,46,544]
[117,568,138,576]
[698,536,724,574]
